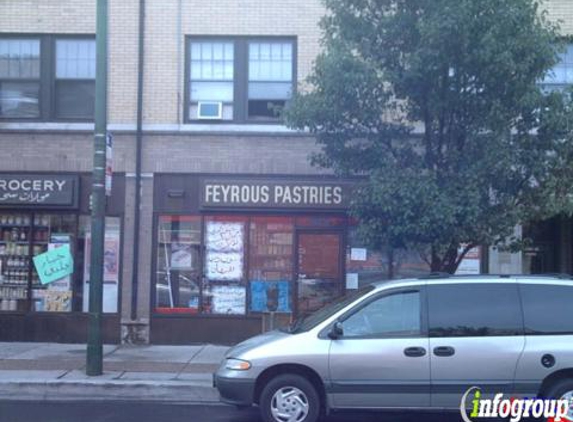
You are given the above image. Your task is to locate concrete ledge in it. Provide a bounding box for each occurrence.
[0,378,219,403]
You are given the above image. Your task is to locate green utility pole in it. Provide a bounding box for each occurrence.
[86,0,108,376]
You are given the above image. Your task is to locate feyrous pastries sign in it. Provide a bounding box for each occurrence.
[201,179,353,210]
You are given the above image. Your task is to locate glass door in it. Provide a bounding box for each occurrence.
[296,231,343,316]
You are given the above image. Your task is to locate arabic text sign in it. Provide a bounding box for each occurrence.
[33,245,74,285]
[0,174,78,207]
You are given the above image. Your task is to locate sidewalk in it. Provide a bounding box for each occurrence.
[0,342,228,403]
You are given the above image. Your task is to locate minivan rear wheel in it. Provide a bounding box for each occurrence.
[545,379,573,421]
[259,374,320,422]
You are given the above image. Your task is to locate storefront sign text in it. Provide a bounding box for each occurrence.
[0,174,78,206]
[201,180,352,209]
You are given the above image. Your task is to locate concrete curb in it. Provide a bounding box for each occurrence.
[0,379,220,403]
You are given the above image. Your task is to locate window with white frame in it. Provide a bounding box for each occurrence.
[189,41,235,120]
[186,37,295,123]
[0,35,95,121]
[248,42,293,120]
[541,44,573,90]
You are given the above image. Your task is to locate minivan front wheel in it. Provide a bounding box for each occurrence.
[260,374,320,422]
[545,379,573,421]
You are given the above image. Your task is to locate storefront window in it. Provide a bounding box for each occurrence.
[80,216,121,313]
[153,214,356,319]
[31,214,77,312]
[155,216,201,314]
[249,216,293,313]
[0,214,32,311]
[345,227,430,285]
[0,212,78,312]
[0,212,122,314]
[203,216,247,315]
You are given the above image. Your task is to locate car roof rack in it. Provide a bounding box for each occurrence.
[522,273,573,280]
[418,273,573,280]
[419,272,452,279]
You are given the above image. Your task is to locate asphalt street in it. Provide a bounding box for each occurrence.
[0,401,522,422]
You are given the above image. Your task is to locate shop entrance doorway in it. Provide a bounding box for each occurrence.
[295,231,344,317]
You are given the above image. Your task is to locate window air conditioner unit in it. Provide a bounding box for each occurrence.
[197,101,223,120]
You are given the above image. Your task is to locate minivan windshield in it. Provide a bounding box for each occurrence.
[284,285,375,334]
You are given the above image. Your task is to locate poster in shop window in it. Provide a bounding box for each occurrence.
[455,246,481,275]
[205,222,244,281]
[250,281,291,313]
[211,285,246,315]
[82,232,120,313]
[170,242,193,269]
[47,234,73,290]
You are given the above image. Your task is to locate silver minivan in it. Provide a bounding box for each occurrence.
[213,275,573,422]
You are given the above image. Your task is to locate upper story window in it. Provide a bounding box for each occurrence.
[55,39,96,119]
[248,42,293,120]
[0,35,95,121]
[190,41,235,120]
[541,44,573,90]
[0,39,41,118]
[186,37,295,123]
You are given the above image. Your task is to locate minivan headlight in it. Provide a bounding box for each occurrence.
[225,358,251,371]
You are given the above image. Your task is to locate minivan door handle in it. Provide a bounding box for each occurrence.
[433,346,455,357]
[404,347,427,357]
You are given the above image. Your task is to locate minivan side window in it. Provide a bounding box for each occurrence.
[428,283,523,337]
[342,291,421,338]
[520,284,573,335]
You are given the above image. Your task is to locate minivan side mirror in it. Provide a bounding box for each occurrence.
[328,321,344,339]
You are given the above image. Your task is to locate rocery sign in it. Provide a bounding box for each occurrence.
[201,179,353,210]
[0,174,79,207]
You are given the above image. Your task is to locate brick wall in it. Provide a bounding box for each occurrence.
[1,0,570,126]
[0,0,139,124]
[142,134,324,175]
[144,0,325,124]
[0,133,135,173]
[546,0,573,34]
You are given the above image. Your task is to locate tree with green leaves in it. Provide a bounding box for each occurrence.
[285,0,573,273]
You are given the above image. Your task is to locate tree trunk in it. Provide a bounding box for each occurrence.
[387,248,395,279]
[430,245,461,274]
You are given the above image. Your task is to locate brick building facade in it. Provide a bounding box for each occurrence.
[0,0,571,344]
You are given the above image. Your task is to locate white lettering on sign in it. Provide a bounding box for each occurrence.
[203,183,346,207]
[0,179,67,192]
